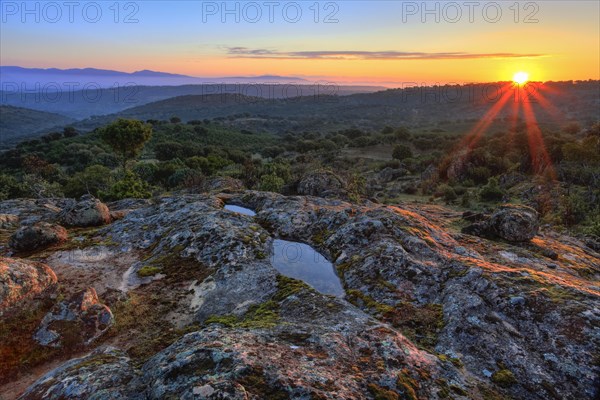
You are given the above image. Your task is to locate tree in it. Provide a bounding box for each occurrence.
[99,119,152,170]
[392,144,413,161]
[63,126,78,138]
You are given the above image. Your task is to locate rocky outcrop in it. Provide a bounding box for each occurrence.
[201,176,244,193]
[0,257,57,311]
[376,167,409,183]
[297,170,345,198]
[34,288,113,347]
[4,192,599,400]
[462,204,539,242]
[489,204,539,241]
[8,222,68,252]
[18,347,135,400]
[59,195,111,227]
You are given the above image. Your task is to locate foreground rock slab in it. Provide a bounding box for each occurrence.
[18,347,135,400]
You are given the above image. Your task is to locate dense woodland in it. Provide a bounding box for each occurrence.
[1,110,599,237]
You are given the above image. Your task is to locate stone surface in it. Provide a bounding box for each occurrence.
[34,288,114,347]
[18,347,135,400]
[0,214,19,229]
[2,192,598,400]
[0,257,57,311]
[489,204,539,242]
[201,176,245,193]
[9,222,68,252]
[59,195,111,227]
[462,204,539,242]
[297,170,345,197]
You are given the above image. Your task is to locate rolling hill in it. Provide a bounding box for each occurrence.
[0,106,75,149]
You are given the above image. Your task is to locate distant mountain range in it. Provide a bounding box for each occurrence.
[0,67,386,119]
[0,66,312,89]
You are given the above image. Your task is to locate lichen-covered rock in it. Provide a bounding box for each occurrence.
[9,192,600,400]
[0,257,57,311]
[59,195,111,227]
[201,176,245,193]
[297,170,345,198]
[34,287,114,347]
[134,323,446,400]
[0,214,19,229]
[462,204,539,242]
[0,198,71,226]
[376,167,409,184]
[489,204,539,242]
[8,222,68,252]
[18,347,136,400]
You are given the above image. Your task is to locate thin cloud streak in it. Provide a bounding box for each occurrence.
[226,47,546,60]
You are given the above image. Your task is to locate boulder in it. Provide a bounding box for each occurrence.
[34,287,114,347]
[59,194,111,227]
[462,204,539,242]
[376,167,408,183]
[9,222,68,252]
[0,214,19,229]
[488,204,539,242]
[202,176,245,193]
[18,347,135,400]
[297,171,345,198]
[0,257,57,311]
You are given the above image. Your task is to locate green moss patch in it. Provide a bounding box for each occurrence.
[491,368,517,388]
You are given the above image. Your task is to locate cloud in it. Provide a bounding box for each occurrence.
[226,47,545,60]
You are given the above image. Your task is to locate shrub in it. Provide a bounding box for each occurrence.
[392,144,413,161]
[0,174,25,200]
[101,171,152,200]
[479,177,505,202]
[63,165,113,198]
[259,174,285,192]
[442,185,458,203]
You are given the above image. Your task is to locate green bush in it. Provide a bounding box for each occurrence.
[0,174,25,200]
[479,177,505,202]
[63,165,113,198]
[101,171,152,201]
[259,174,285,192]
[392,144,413,161]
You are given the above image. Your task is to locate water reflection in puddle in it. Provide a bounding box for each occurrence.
[224,204,256,216]
[271,239,345,297]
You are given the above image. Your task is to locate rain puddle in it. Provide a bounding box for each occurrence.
[271,239,345,297]
[224,204,256,216]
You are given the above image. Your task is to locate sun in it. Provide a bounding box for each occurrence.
[513,71,529,85]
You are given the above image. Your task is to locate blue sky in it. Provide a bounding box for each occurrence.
[1,1,598,83]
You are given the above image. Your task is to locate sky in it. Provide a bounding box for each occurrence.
[1,1,599,85]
